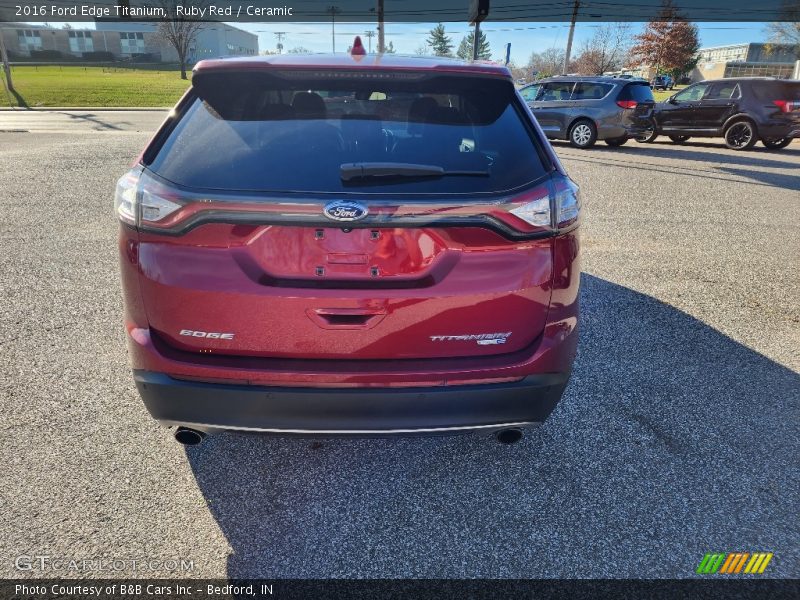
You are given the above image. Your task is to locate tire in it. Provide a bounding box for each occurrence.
[762,137,792,149]
[637,123,658,143]
[724,120,757,150]
[568,119,597,149]
[605,137,628,147]
[668,135,690,143]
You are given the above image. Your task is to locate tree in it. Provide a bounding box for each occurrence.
[766,2,800,59]
[456,29,491,60]
[572,23,631,75]
[629,2,700,79]
[527,48,566,78]
[426,23,454,57]
[156,1,206,80]
[414,44,430,56]
[384,41,396,54]
[288,46,310,54]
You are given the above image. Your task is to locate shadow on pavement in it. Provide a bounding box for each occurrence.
[58,111,129,130]
[184,274,798,578]
[608,141,800,169]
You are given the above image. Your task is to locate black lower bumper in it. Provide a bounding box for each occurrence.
[134,370,569,435]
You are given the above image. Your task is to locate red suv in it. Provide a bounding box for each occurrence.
[117,52,581,445]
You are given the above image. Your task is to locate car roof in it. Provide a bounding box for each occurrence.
[193,53,512,80]
[528,75,636,85]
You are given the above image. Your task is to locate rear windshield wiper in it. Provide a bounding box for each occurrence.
[340,162,490,182]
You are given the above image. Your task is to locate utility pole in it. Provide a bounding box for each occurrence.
[377,0,385,53]
[275,31,285,54]
[562,0,580,75]
[363,30,375,53]
[0,29,13,93]
[327,6,340,53]
[472,21,481,61]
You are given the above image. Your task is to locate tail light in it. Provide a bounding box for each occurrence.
[115,168,580,238]
[114,167,183,227]
[498,176,581,234]
[616,100,638,109]
[773,100,798,113]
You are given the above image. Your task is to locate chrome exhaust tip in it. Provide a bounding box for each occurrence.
[495,428,524,445]
[174,427,206,446]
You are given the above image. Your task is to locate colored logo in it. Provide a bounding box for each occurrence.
[323,201,369,222]
[696,552,773,574]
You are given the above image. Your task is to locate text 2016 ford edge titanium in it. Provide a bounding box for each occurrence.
[117,52,581,445]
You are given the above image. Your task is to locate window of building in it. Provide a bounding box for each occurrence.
[17,29,43,52]
[120,32,145,55]
[67,31,94,54]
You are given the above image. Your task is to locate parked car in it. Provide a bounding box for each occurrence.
[650,75,674,91]
[519,76,656,148]
[117,51,581,445]
[639,77,800,150]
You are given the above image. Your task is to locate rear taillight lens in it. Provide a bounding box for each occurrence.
[616,100,638,109]
[114,167,183,227]
[773,100,798,113]
[499,176,581,234]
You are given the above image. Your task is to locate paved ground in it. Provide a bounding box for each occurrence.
[0,111,798,579]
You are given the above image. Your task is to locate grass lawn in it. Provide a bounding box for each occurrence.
[653,86,685,102]
[0,65,191,108]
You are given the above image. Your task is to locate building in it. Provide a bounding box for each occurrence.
[94,21,258,63]
[1,21,258,62]
[691,43,799,81]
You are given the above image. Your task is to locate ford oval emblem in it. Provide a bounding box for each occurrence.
[323,200,369,222]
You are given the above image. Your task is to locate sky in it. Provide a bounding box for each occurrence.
[237,21,769,63]
[38,21,770,65]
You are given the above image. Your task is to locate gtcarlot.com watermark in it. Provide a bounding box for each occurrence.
[15,555,194,573]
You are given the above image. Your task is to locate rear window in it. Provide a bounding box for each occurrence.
[146,71,548,196]
[751,80,800,101]
[618,83,654,102]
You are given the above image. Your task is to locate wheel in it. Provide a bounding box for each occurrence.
[637,123,658,143]
[568,119,597,149]
[668,135,690,143]
[762,137,792,149]
[604,137,628,147]
[724,120,757,150]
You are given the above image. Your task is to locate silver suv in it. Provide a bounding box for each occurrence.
[520,76,655,148]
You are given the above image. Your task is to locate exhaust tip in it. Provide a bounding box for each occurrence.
[495,428,524,445]
[174,427,206,446]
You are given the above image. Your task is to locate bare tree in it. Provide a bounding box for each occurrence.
[527,48,566,78]
[766,1,800,59]
[157,1,205,80]
[572,23,631,75]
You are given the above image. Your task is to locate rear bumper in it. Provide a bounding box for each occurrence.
[135,370,569,435]
[758,123,800,139]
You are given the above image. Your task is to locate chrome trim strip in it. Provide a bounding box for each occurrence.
[164,420,536,435]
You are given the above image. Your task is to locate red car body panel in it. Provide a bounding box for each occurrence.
[119,53,580,434]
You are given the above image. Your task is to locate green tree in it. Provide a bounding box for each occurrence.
[629,3,700,78]
[426,23,454,57]
[457,29,491,60]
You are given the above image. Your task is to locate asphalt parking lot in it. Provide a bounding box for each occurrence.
[0,111,798,579]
